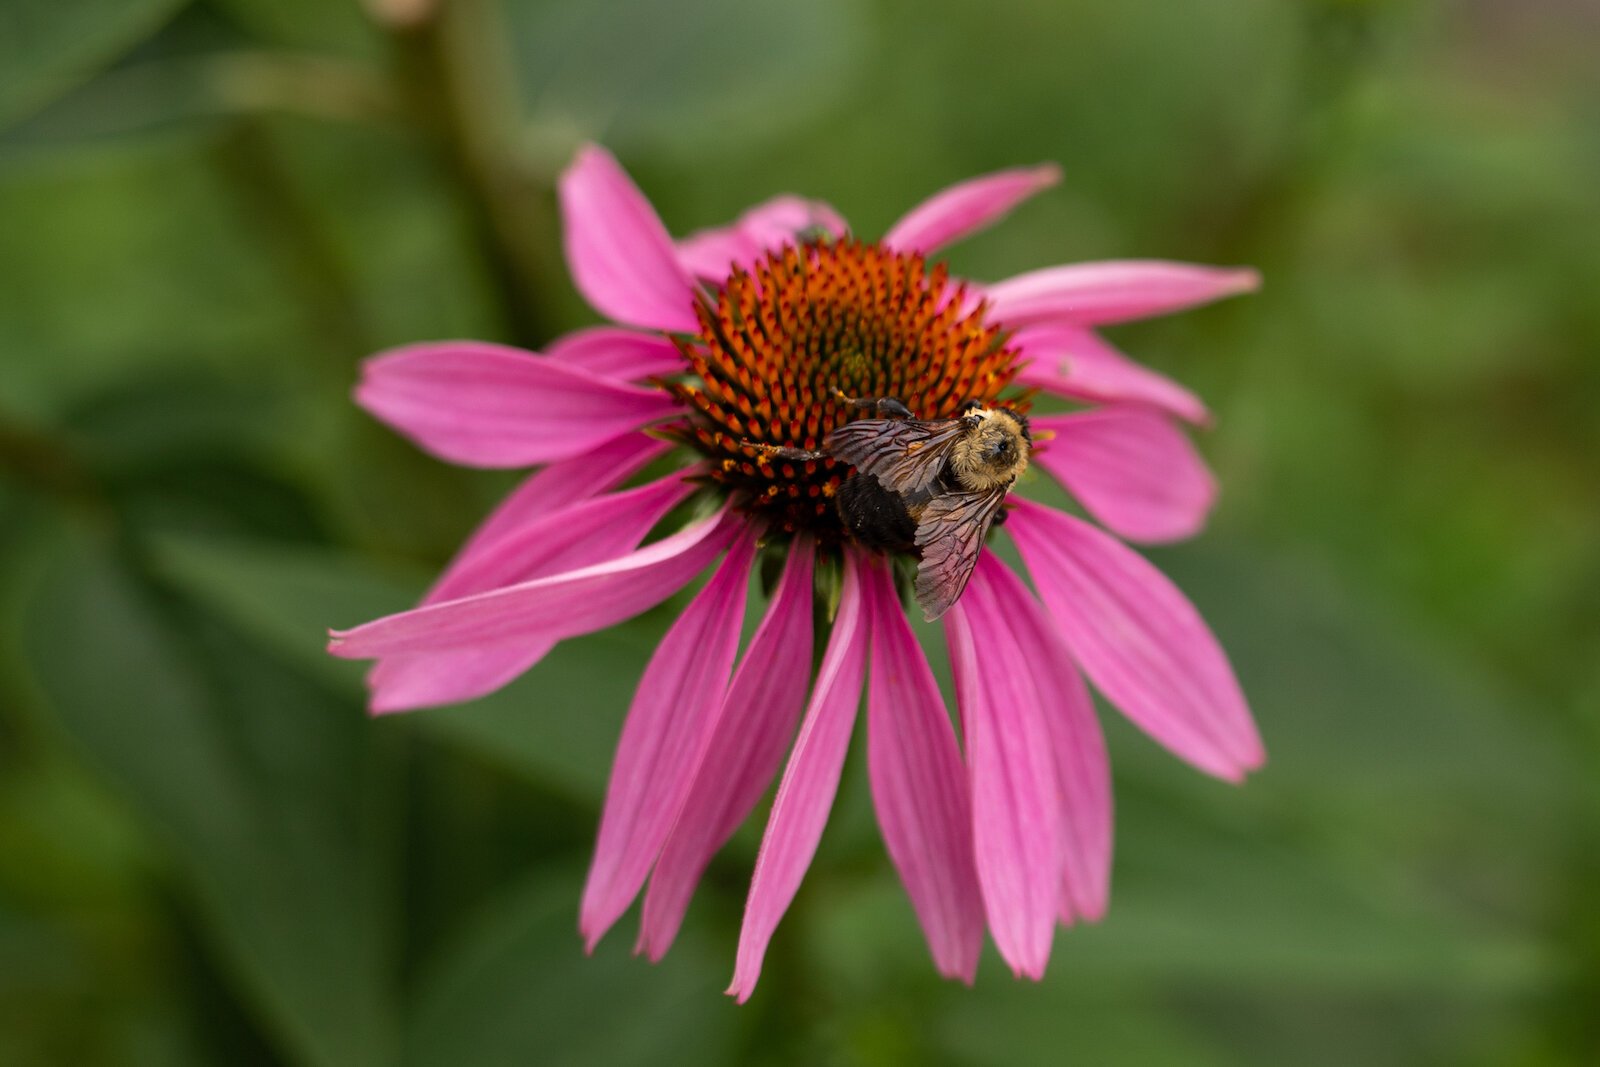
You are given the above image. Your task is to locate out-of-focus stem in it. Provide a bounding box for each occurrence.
[385,0,557,348]
[0,415,116,530]
[215,119,372,375]
[0,418,89,499]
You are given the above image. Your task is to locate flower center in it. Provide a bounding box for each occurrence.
[667,238,1025,539]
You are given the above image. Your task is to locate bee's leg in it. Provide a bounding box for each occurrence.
[742,441,829,462]
[830,388,914,420]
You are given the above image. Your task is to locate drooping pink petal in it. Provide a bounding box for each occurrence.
[638,537,817,960]
[328,507,736,658]
[987,260,1260,328]
[861,559,985,982]
[1031,408,1217,544]
[676,195,848,280]
[558,143,700,333]
[580,531,758,949]
[355,342,679,468]
[458,433,668,554]
[1013,324,1210,425]
[545,327,686,383]
[728,552,868,1003]
[368,646,531,716]
[883,164,1061,256]
[367,474,694,713]
[439,477,690,598]
[1007,498,1264,781]
[945,554,1063,980]
[963,556,1112,925]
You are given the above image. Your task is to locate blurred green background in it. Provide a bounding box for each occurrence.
[2,0,1597,1063]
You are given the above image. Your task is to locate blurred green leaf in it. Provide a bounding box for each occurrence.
[773,875,1230,1067]
[406,867,739,1067]
[59,374,288,476]
[208,0,380,56]
[1160,543,1576,832]
[0,53,394,149]
[411,627,659,801]
[147,530,662,801]
[0,752,210,1067]
[1062,808,1547,992]
[511,0,868,160]
[0,757,155,910]
[935,971,1230,1067]
[0,0,185,128]
[809,784,1546,996]
[146,532,419,689]
[0,903,213,1067]
[244,116,504,351]
[0,133,302,422]
[23,523,402,1067]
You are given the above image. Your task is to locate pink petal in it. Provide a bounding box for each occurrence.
[369,644,540,716]
[883,164,1061,255]
[367,474,693,713]
[545,327,685,382]
[424,473,693,606]
[327,507,736,658]
[728,551,868,1003]
[1007,499,1264,781]
[676,195,848,280]
[963,556,1111,925]
[945,555,1063,980]
[580,532,758,949]
[861,559,985,982]
[558,143,700,333]
[458,433,668,555]
[987,260,1261,328]
[355,342,678,468]
[1014,324,1210,425]
[437,479,686,597]
[1031,408,1217,544]
[638,537,817,960]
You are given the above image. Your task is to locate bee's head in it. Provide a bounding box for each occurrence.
[982,430,1019,466]
[972,413,1029,473]
[950,406,1031,491]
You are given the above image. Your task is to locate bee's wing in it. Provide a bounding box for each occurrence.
[911,488,1008,621]
[825,418,965,494]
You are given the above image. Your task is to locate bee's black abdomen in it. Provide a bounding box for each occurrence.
[837,473,918,552]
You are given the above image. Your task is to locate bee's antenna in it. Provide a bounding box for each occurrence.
[831,388,914,420]
[741,441,828,463]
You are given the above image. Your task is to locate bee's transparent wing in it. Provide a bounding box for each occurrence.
[825,418,966,494]
[911,488,1008,621]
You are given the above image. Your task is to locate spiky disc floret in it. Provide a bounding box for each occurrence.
[664,238,1026,539]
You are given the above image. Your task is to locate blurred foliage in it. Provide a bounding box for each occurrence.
[2,0,1597,1064]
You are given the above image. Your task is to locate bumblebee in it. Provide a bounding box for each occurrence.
[753,394,1032,621]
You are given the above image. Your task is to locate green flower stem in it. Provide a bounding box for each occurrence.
[386,0,558,349]
[0,417,92,502]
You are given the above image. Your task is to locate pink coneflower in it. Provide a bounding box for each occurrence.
[328,145,1264,1000]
